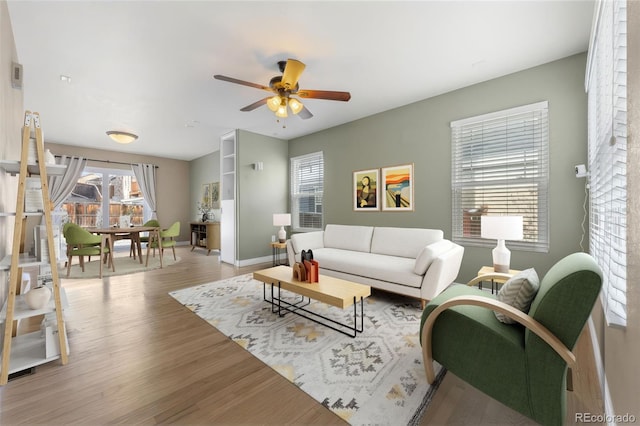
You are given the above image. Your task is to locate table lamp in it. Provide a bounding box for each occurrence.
[273,213,291,243]
[481,215,523,273]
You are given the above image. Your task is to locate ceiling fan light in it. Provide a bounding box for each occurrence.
[276,102,288,118]
[289,98,303,115]
[106,130,138,144]
[267,95,281,112]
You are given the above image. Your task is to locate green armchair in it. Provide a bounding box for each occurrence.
[63,223,114,278]
[420,252,602,425]
[148,221,180,261]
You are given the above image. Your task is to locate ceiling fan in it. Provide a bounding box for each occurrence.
[214,59,351,120]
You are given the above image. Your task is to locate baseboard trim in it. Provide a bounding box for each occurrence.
[587,317,615,425]
[237,255,273,268]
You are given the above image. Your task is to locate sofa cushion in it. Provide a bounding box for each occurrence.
[313,248,423,288]
[371,227,443,258]
[495,268,540,324]
[414,239,454,275]
[324,224,374,253]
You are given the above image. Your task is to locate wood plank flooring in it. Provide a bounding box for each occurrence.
[0,246,603,425]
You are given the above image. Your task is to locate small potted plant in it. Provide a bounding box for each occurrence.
[197,202,210,222]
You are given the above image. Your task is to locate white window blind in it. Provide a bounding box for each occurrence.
[290,151,324,232]
[451,101,549,252]
[586,0,627,326]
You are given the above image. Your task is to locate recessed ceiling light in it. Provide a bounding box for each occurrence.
[60,75,72,83]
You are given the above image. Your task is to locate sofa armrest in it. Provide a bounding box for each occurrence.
[419,242,464,301]
[420,294,576,384]
[287,231,325,265]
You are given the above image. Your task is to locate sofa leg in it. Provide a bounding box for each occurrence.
[421,299,427,310]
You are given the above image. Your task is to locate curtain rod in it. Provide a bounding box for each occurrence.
[54,154,159,168]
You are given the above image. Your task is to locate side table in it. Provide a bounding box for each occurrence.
[473,266,521,294]
[271,241,288,266]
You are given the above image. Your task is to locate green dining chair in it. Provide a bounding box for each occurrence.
[148,221,180,261]
[131,219,161,257]
[64,223,114,278]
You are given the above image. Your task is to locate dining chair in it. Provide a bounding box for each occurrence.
[136,219,161,256]
[64,224,114,278]
[63,222,101,263]
[148,221,180,261]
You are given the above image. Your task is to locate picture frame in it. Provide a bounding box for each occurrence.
[353,169,380,211]
[210,182,220,209]
[381,163,414,211]
[201,183,212,209]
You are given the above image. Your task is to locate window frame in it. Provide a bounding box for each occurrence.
[290,151,324,233]
[450,101,550,252]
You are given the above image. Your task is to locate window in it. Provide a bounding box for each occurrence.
[451,101,550,252]
[586,0,627,326]
[290,152,324,232]
[60,166,150,241]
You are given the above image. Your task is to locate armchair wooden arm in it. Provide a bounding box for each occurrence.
[421,295,576,384]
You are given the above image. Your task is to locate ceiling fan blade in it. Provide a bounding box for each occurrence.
[240,97,269,112]
[214,75,271,91]
[297,105,313,120]
[281,59,306,90]
[296,89,351,102]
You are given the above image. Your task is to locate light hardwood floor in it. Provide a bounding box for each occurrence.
[1,246,603,425]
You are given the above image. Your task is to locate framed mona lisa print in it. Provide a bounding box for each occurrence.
[353,168,379,211]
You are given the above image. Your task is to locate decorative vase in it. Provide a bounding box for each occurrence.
[24,285,51,310]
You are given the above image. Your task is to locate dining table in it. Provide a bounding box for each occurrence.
[88,225,162,270]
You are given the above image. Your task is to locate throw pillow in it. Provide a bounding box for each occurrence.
[494,268,540,324]
[413,240,452,275]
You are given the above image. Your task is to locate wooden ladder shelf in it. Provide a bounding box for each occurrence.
[0,111,69,385]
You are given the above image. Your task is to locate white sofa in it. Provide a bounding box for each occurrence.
[286,224,464,306]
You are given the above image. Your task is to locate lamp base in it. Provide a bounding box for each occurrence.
[278,226,286,243]
[493,263,510,273]
[492,240,511,274]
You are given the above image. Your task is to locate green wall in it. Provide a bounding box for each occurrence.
[236,130,289,261]
[289,53,589,283]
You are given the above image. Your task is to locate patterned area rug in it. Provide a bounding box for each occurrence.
[169,273,445,425]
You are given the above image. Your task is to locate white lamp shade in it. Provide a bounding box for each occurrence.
[273,213,291,227]
[481,215,523,241]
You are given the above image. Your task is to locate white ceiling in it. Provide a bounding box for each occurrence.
[8,1,595,161]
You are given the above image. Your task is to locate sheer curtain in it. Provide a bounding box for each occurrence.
[131,163,158,219]
[48,155,87,208]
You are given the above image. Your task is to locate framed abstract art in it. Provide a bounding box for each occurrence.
[381,164,414,211]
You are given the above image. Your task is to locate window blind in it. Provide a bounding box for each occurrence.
[290,151,324,232]
[586,0,627,326]
[451,101,549,252]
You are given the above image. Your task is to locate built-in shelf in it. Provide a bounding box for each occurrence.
[0,288,69,322]
[0,328,68,375]
[0,212,44,217]
[0,254,46,271]
[0,160,67,177]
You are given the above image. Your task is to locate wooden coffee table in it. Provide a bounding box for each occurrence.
[253,265,371,337]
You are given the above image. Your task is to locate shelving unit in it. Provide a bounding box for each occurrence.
[190,222,221,255]
[0,111,69,384]
[220,130,237,265]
